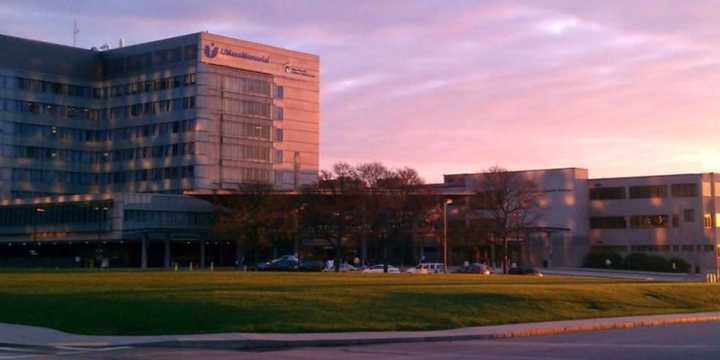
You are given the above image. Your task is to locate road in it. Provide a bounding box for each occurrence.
[5,321,720,359]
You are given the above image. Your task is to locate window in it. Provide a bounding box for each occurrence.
[184,73,196,86]
[275,150,284,163]
[671,183,697,197]
[589,187,626,200]
[183,97,195,110]
[684,209,695,222]
[183,45,198,61]
[275,85,284,99]
[630,215,668,228]
[590,216,626,229]
[629,185,667,199]
[273,107,284,120]
[275,128,284,142]
[704,214,712,228]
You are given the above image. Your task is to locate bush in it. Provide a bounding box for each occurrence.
[624,253,673,272]
[668,257,690,273]
[583,250,624,269]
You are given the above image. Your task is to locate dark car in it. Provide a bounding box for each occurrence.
[508,267,544,276]
[298,260,325,272]
[257,255,300,271]
[455,263,493,275]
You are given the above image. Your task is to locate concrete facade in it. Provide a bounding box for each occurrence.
[588,173,719,273]
[441,168,590,268]
[0,32,319,268]
[0,193,214,268]
[439,168,720,273]
[0,32,319,198]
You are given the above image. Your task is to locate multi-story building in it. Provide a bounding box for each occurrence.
[439,169,720,273]
[588,173,719,273]
[0,32,319,268]
[0,32,319,198]
[439,168,590,268]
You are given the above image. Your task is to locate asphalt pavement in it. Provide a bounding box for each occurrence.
[25,321,720,359]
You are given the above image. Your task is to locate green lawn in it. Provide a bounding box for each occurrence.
[0,271,718,335]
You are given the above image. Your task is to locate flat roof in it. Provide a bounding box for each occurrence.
[444,167,588,177]
[0,33,95,54]
[588,172,711,182]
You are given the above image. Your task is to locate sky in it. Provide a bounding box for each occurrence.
[2,0,720,183]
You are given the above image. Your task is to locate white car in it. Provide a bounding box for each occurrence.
[322,263,357,272]
[406,262,445,274]
[362,265,401,273]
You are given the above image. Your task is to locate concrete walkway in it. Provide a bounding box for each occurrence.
[542,267,703,281]
[2,312,720,350]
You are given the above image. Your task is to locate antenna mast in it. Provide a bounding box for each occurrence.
[73,20,79,47]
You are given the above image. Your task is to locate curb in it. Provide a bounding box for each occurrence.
[133,313,720,350]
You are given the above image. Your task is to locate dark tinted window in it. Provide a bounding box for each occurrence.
[590,187,625,200]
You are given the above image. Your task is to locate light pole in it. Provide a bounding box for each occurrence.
[443,199,453,273]
[33,207,46,242]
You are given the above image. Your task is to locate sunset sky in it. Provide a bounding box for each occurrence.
[3,0,720,183]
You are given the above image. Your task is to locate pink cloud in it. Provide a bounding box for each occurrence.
[2,1,719,183]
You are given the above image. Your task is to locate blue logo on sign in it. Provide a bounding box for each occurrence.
[204,43,219,58]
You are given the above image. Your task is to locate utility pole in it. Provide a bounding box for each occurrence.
[443,199,453,273]
[73,20,79,47]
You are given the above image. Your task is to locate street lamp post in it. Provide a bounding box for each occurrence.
[443,199,453,273]
[33,207,46,242]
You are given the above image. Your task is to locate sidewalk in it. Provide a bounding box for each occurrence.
[542,267,703,281]
[2,312,720,350]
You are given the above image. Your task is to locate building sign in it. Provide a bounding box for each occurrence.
[203,43,270,63]
[284,64,315,78]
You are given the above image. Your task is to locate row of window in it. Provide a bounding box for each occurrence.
[111,97,195,119]
[123,210,212,226]
[0,201,113,226]
[8,119,196,143]
[0,73,196,99]
[4,142,195,164]
[104,44,198,76]
[594,245,715,253]
[222,167,273,183]
[11,166,194,185]
[591,211,696,229]
[223,76,272,96]
[105,74,196,98]
[0,96,196,121]
[223,99,284,119]
[590,184,698,200]
[222,144,271,162]
[630,245,716,253]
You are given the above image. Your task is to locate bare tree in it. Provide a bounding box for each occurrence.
[473,166,542,273]
[212,182,276,267]
[302,163,363,272]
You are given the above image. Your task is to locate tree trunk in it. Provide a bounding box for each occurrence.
[503,237,509,274]
[383,239,389,273]
[490,243,496,269]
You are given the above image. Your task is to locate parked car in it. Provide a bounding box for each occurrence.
[406,262,445,274]
[322,263,357,272]
[257,255,299,271]
[298,260,325,272]
[508,267,544,277]
[456,263,493,275]
[362,264,401,273]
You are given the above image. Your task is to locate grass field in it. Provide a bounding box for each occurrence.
[0,271,719,335]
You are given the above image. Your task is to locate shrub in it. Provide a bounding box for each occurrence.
[668,257,690,273]
[583,250,624,269]
[624,253,673,272]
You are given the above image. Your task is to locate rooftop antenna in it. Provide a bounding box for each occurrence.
[73,20,79,47]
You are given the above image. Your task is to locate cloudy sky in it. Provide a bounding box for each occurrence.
[2,0,719,182]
